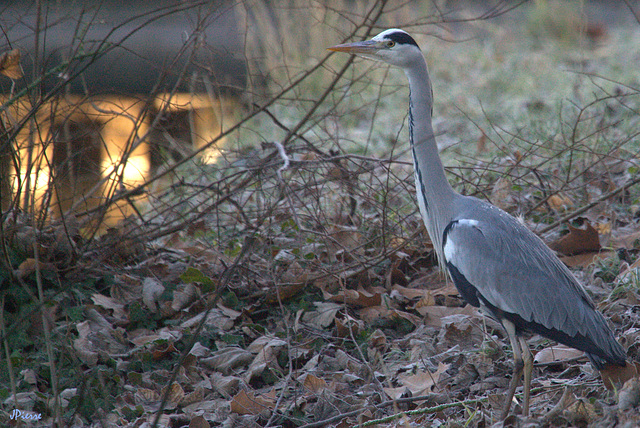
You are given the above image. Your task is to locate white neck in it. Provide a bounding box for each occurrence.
[404,57,456,264]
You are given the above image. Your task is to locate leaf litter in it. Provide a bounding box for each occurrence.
[22,210,634,427]
[3,6,640,428]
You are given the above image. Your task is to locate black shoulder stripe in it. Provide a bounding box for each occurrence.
[447,261,480,308]
[442,220,458,248]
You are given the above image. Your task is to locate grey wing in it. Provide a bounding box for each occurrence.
[442,209,625,365]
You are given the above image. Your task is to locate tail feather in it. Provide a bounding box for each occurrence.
[586,352,625,370]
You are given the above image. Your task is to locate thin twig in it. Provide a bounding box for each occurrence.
[358,397,489,427]
[298,386,555,427]
[537,175,640,235]
[297,396,489,428]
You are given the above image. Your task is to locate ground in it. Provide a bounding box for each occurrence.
[2,1,640,427]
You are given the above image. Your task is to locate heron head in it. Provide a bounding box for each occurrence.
[328,29,422,68]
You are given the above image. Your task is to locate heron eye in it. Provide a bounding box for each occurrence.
[386,41,395,48]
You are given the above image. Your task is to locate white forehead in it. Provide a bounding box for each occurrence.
[372,28,408,41]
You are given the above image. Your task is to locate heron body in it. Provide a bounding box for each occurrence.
[329,29,626,418]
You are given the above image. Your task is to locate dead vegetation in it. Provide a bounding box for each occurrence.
[1,0,640,427]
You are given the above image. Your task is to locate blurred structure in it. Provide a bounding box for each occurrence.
[0,0,246,227]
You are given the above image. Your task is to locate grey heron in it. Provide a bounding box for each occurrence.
[328,29,627,418]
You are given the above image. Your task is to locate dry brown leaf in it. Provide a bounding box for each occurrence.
[189,342,211,358]
[15,258,56,279]
[326,288,382,307]
[616,258,640,289]
[300,151,317,161]
[161,382,185,406]
[210,372,241,398]
[230,389,276,416]
[172,283,198,311]
[73,321,99,366]
[282,261,308,283]
[135,387,161,403]
[301,354,320,373]
[398,282,460,310]
[335,314,364,338]
[266,281,306,304]
[596,221,612,236]
[188,415,210,428]
[357,306,414,324]
[302,373,328,394]
[142,278,165,312]
[389,309,422,326]
[129,331,160,347]
[361,306,422,326]
[327,227,363,262]
[601,361,639,390]
[182,352,197,371]
[534,345,584,365]
[151,341,177,360]
[416,304,478,328]
[415,293,436,309]
[513,150,523,163]
[181,308,235,331]
[391,284,435,301]
[201,347,253,374]
[357,306,389,323]
[490,177,515,211]
[245,337,286,382]
[430,282,460,297]
[549,221,600,256]
[618,377,640,411]
[21,369,37,385]
[400,363,449,395]
[438,314,484,350]
[565,397,599,422]
[334,419,352,428]
[384,363,449,399]
[547,194,573,211]
[85,308,128,353]
[181,386,205,406]
[111,273,144,303]
[382,385,411,401]
[335,349,364,373]
[611,229,640,249]
[244,346,274,382]
[217,303,242,320]
[91,293,126,321]
[168,238,229,271]
[387,262,408,287]
[621,328,640,351]
[368,329,387,350]
[560,250,614,268]
[314,275,341,294]
[128,328,181,348]
[128,331,164,347]
[476,132,487,153]
[302,302,341,328]
[247,336,287,353]
[0,49,23,79]
[186,219,207,236]
[487,393,506,414]
[406,270,450,291]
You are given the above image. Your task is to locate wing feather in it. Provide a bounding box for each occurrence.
[443,197,624,364]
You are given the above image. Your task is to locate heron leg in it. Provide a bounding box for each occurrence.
[501,320,523,420]
[519,336,533,417]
